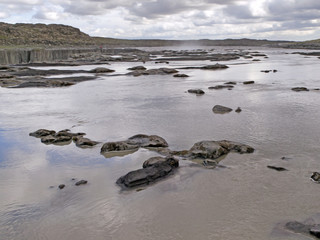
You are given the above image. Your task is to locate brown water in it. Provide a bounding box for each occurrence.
[1,47,320,240]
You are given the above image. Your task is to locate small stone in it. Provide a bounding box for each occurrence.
[188,89,205,95]
[311,172,320,182]
[267,165,288,171]
[75,180,88,186]
[243,81,255,85]
[235,107,242,113]
[58,184,65,189]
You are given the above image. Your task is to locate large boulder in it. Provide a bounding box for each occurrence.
[116,157,179,188]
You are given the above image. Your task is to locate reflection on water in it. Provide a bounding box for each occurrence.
[1,47,320,240]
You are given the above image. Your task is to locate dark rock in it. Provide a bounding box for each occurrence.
[116,157,179,188]
[212,105,233,114]
[12,81,49,88]
[291,87,309,92]
[101,141,139,153]
[89,67,115,73]
[75,180,88,186]
[143,156,179,168]
[173,74,189,77]
[200,63,228,70]
[216,140,255,154]
[311,172,320,182]
[252,59,261,61]
[273,69,278,72]
[208,85,234,90]
[285,221,310,234]
[128,67,178,76]
[281,156,291,160]
[29,129,56,138]
[58,184,65,189]
[243,81,255,85]
[188,89,205,95]
[127,66,147,71]
[267,165,288,171]
[41,135,72,144]
[310,226,320,238]
[55,129,85,137]
[225,81,237,85]
[261,70,271,73]
[188,141,229,160]
[127,134,168,148]
[73,136,99,148]
[235,107,242,113]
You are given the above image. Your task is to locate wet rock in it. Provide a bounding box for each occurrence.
[216,140,254,154]
[291,87,309,92]
[243,81,255,85]
[75,180,88,186]
[101,141,139,153]
[41,135,72,144]
[173,74,189,77]
[212,105,233,114]
[89,67,115,73]
[127,134,169,148]
[225,81,237,85]
[235,107,242,113]
[285,221,310,234]
[261,70,271,73]
[73,136,99,148]
[311,172,320,182]
[208,85,234,90]
[127,66,147,71]
[58,184,65,189]
[200,63,228,70]
[267,165,288,171]
[116,157,179,188]
[128,68,178,76]
[29,129,56,138]
[188,89,205,95]
[55,129,86,138]
[143,156,167,168]
[188,141,229,160]
[310,226,320,238]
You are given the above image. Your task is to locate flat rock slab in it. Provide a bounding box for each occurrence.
[292,87,310,92]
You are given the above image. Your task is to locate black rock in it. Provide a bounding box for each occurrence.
[116,157,179,188]
[311,172,320,182]
[173,74,189,77]
[243,81,255,85]
[292,87,309,92]
[75,180,88,186]
[188,89,205,95]
[58,184,65,189]
[310,226,320,238]
[267,165,288,171]
[235,107,242,113]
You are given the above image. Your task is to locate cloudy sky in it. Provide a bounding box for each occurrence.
[1,0,320,41]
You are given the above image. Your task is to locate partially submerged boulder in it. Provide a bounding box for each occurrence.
[116,157,179,188]
[101,134,169,157]
[188,89,205,95]
[291,87,309,92]
[212,105,233,114]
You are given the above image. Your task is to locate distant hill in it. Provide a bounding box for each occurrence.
[0,22,293,48]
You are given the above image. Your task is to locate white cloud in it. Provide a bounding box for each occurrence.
[1,0,320,41]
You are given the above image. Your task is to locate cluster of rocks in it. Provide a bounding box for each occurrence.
[0,66,115,88]
[57,179,88,190]
[29,129,99,148]
[100,134,254,188]
[127,67,179,77]
[261,69,278,73]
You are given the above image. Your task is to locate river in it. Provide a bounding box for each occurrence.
[1,47,320,240]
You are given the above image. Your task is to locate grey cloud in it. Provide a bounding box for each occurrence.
[223,4,257,20]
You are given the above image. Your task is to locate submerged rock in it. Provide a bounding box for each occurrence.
[127,66,147,71]
[291,87,309,92]
[243,81,255,85]
[201,63,229,70]
[208,85,234,90]
[267,165,288,171]
[73,136,100,148]
[212,105,233,114]
[116,157,179,188]
[89,67,115,73]
[235,107,242,113]
[75,180,88,186]
[173,74,189,77]
[29,129,56,138]
[188,89,205,95]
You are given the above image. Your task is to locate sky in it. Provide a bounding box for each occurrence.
[1,0,320,41]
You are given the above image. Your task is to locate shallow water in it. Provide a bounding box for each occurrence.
[1,47,320,240]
